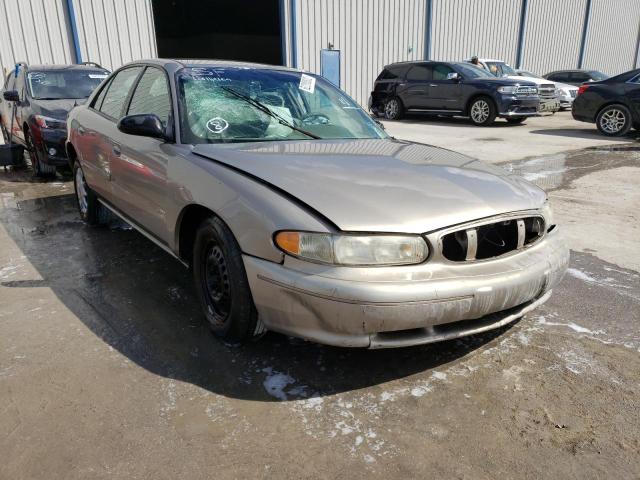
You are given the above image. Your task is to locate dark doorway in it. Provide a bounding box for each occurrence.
[152,0,283,66]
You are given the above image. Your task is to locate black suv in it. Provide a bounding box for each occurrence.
[0,62,109,176]
[369,61,539,126]
[572,68,640,136]
[544,69,609,86]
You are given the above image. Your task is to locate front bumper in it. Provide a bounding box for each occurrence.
[244,228,569,348]
[31,128,68,166]
[497,96,540,117]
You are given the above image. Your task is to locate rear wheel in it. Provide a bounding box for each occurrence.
[73,161,109,225]
[506,117,526,124]
[192,216,263,343]
[469,97,497,126]
[384,97,404,120]
[26,131,55,177]
[596,104,631,136]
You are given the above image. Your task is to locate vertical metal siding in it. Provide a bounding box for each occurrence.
[71,0,157,71]
[292,0,426,107]
[521,0,587,74]
[0,0,73,72]
[431,0,522,65]
[582,0,640,74]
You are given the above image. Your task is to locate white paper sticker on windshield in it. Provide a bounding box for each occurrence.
[89,74,108,79]
[206,117,229,134]
[299,74,316,93]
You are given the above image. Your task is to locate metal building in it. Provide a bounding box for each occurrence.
[1,0,639,109]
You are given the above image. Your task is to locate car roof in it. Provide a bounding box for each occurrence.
[131,58,301,73]
[21,64,107,71]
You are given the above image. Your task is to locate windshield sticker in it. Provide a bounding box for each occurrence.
[88,74,108,79]
[298,74,316,93]
[206,117,229,134]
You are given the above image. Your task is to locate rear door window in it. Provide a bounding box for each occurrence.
[570,72,590,83]
[98,67,143,119]
[127,67,172,126]
[406,65,431,81]
[548,72,568,82]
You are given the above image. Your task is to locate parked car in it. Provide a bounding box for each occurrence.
[369,61,540,126]
[516,69,578,110]
[0,62,109,176]
[544,69,609,86]
[572,68,640,136]
[66,59,568,348]
[467,58,560,113]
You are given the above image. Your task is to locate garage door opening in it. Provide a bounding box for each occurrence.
[151,0,284,66]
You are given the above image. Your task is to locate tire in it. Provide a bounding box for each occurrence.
[25,131,55,177]
[469,96,497,126]
[192,216,263,343]
[384,97,404,120]
[73,161,109,226]
[506,117,526,125]
[596,104,632,136]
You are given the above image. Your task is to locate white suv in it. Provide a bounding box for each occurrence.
[467,58,561,113]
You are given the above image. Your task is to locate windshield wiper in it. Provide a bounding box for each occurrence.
[220,86,321,140]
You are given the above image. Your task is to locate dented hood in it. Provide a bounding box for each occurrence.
[193,139,546,233]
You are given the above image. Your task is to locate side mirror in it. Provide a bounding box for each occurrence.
[3,90,19,102]
[447,72,461,81]
[117,114,166,140]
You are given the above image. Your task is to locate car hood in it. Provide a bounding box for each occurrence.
[505,75,553,86]
[553,82,578,91]
[31,98,87,120]
[193,139,546,233]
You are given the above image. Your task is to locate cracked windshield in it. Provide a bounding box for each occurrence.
[177,67,387,143]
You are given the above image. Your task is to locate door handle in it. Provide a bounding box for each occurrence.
[112,144,121,156]
[430,84,438,87]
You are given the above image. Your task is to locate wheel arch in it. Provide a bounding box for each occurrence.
[175,203,221,266]
[465,93,496,116]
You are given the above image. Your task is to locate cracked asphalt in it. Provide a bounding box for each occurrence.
[1,114,639,479]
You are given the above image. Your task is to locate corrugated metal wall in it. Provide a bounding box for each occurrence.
[288,0,427,107]
[582,0,640,75]
[521,0,587,75]
[0,0,74,72]
[430,0,522,66]
[71,0,157,71]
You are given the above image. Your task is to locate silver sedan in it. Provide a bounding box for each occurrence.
[66,59,568,348]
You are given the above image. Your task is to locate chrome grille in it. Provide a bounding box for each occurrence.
[538,84,557,99]
[440,216,545,262]
[569,90,577,98]
[515,86,538,96]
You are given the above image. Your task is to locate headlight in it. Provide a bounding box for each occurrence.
[274,231,429,266]
[34,115,66,130]
[498,86,517,94]
[541,201,555,229]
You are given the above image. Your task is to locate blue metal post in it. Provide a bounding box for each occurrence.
[279,0,287,66]
[424,0,432,60]
[578,0,592,69]
[65,0,83,63]
[515,0,529,68]
[290,0,297,68]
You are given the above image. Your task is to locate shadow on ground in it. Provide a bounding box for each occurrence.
[0,188,508,402]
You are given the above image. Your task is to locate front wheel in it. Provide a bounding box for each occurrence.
[469,97,497,126]
[506,117,526,125]
[192,216,263,343]
[596,104,632,136]
[26,131,55,177]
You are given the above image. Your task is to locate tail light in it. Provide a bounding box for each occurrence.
[577,85,590,95]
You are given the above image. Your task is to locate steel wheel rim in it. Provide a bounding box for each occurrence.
[204,243,231,324]
[600,108,626,134]
[471,100,490,123]
[75,167,88,215]
[385,100,398,118]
